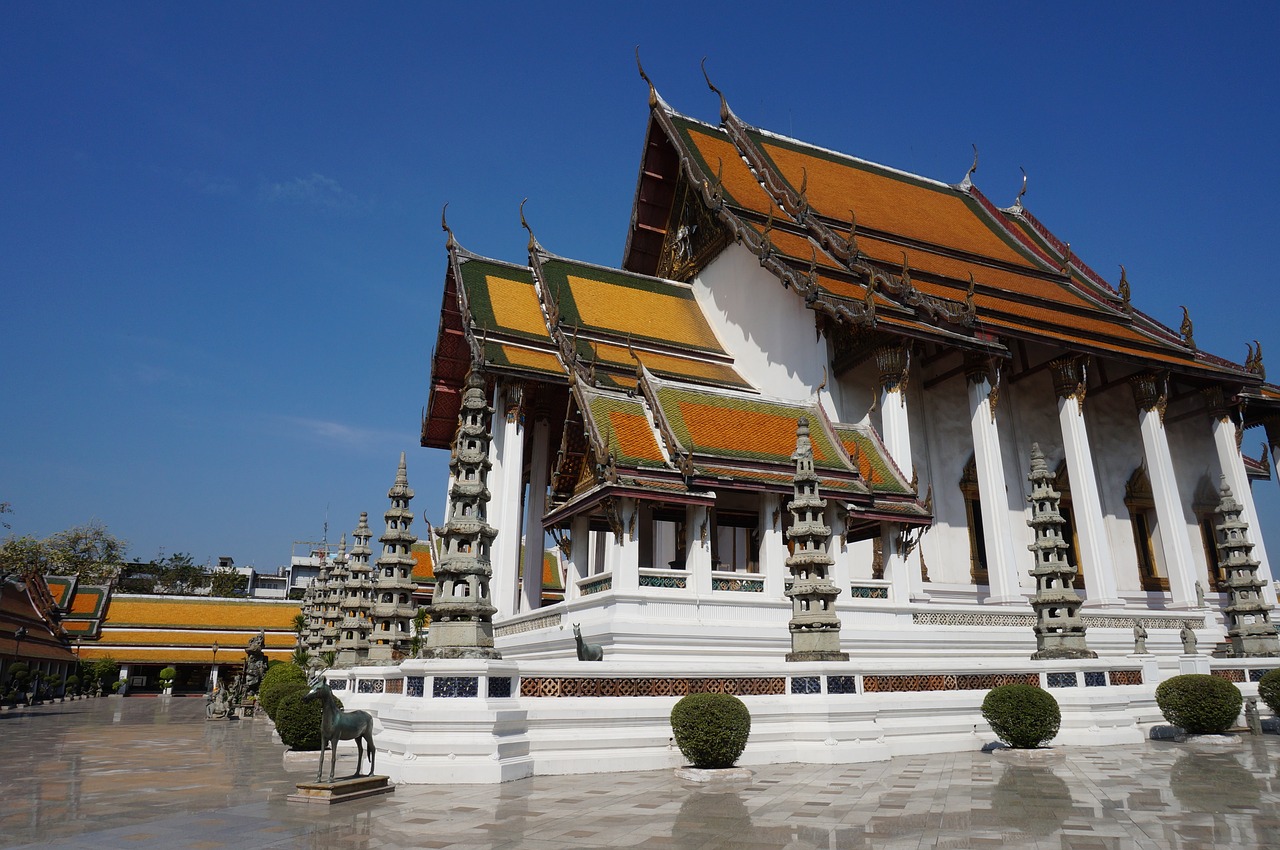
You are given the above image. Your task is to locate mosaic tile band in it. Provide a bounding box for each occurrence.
[494,612,563,637]
[713,577,764,592]
[913,612,1205,629]
[580,576,613,596]
[862,673,1039,693]
[520,676,786,698]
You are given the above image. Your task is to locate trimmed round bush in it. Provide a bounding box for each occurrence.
[981,684,1061,749]
[670,692,751,769]
[159,666,176,686]
[1155,674,1242,734]
[1259,669,1280,716]
[275,687,324,751]
[260,664,308,719]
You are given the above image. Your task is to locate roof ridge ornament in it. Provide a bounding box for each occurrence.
[1118,264,1133,315]
[1061,242,1072,277]
[635,46,657,109]
[441,202,457,251]
[959,144,978,191]
[519,198,541,254]
[700,57,730,123]
[1009,166,1028,213]
[845,210,859,258]
[1179,305,1197,352]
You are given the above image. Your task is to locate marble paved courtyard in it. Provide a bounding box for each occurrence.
[2,697,1278,849]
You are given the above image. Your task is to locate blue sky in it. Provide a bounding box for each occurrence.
[3,3,1279,570]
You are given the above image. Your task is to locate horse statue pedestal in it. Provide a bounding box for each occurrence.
[288,774,394,806]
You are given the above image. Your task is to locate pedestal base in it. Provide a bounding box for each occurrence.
[288,775,394,805]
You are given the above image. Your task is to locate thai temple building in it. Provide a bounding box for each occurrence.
[325,73,1280,784]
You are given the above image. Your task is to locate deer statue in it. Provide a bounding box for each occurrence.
[302,675,376,783]
[573,623,604,661]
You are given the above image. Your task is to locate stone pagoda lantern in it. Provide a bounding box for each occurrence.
[1026,443,1095,659]
[784,417,848,662]
[1215,478,1280,657]
[424,367,501,660]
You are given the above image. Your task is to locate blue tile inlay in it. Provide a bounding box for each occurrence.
[434,676,479,698]
[827,675,858,694]
[406,676,425,697]
[487,677,512,698]
[1083,671,1106,688]
[1047,672,1078,688]
[791,676,820,695]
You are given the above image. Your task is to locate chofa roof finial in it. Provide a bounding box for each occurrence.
[1179,305,1196,352]
[1012,166,1028,209]
[701,56,729,122]
[441,202,457,251]
[519,198,539,254]
[1118,264,1132,311]
[960,143,978,189]
[635,46,657,109]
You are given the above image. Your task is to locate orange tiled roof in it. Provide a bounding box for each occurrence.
[411,543,435,583]
[583,391,668,468]
[102,596,302,630]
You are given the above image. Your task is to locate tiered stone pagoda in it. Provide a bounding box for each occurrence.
[784,418,847,662]
[424,367,501,660]
[369,453,419,663]
[1215,479,1280,657]
[336,514,373,668]
[320,536,349,661]
[1026,443,1095,659]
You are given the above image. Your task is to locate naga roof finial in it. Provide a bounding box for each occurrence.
[520,198,539,253]
[846,209,859,257]
[441,202,457,251]
[1013,166,1028,209]
[700,56,729,122]
[635,46,657,109]
[965,273,977,314]
[1179,305,1196,352]
[960,143,978,189]
[1118,264,1132,310]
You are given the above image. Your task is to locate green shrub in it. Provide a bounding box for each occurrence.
[64,674,79,693]
[981,684,1061,749]
[1155,674,1242,734]
[275,687,324,750]
[260,664,308,719]
[1259,669,1280,716]
[5,662,30,686]
[159,666,177,687]
[670,692,751,769]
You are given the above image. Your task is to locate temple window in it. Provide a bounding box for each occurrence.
[1125,466,1168,592]
[643,505,686,569]
[960,456,989,585]
[712,510,758,572]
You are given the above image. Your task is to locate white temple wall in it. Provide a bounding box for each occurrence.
[1080,386,1148,594]
[691,244,830,403]
[1166,407,1223,586]
[835,358,877,426]
[916,373,976,585]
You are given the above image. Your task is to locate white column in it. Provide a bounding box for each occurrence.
[489,381,526,619]
[876,343,928,603]
[1050,357,1123,607]
[520,416,552,612]
[1209,410,1277,605]
[759,494,788,598]
[966,360,1024,604]
[614,498,641,593]
[1131,374,1198,608]
[827,504,851,593]
[686,504,713,596]
[566,514,590,601]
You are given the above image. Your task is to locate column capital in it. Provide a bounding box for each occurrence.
[1129,372,1167,420]
[964,353,993,386]
[874,343,910,393]
[502,381,526,424]
[1049,355,1088,411]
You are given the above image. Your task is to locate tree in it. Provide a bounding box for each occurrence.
[154,552,206,594]
[210,563,248,597]
[43,521,127,584]
[0,535,47,583]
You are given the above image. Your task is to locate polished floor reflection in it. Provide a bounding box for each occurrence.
[2,697,1278,849]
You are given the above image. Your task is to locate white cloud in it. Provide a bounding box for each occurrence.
[272,415,405,452]
[260,172,371,214]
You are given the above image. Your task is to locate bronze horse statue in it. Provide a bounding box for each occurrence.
[303,676,376,783]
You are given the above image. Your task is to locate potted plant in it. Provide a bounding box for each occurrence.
[159,666,177,695]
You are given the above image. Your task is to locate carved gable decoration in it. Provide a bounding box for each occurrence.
[656,174,732,282]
